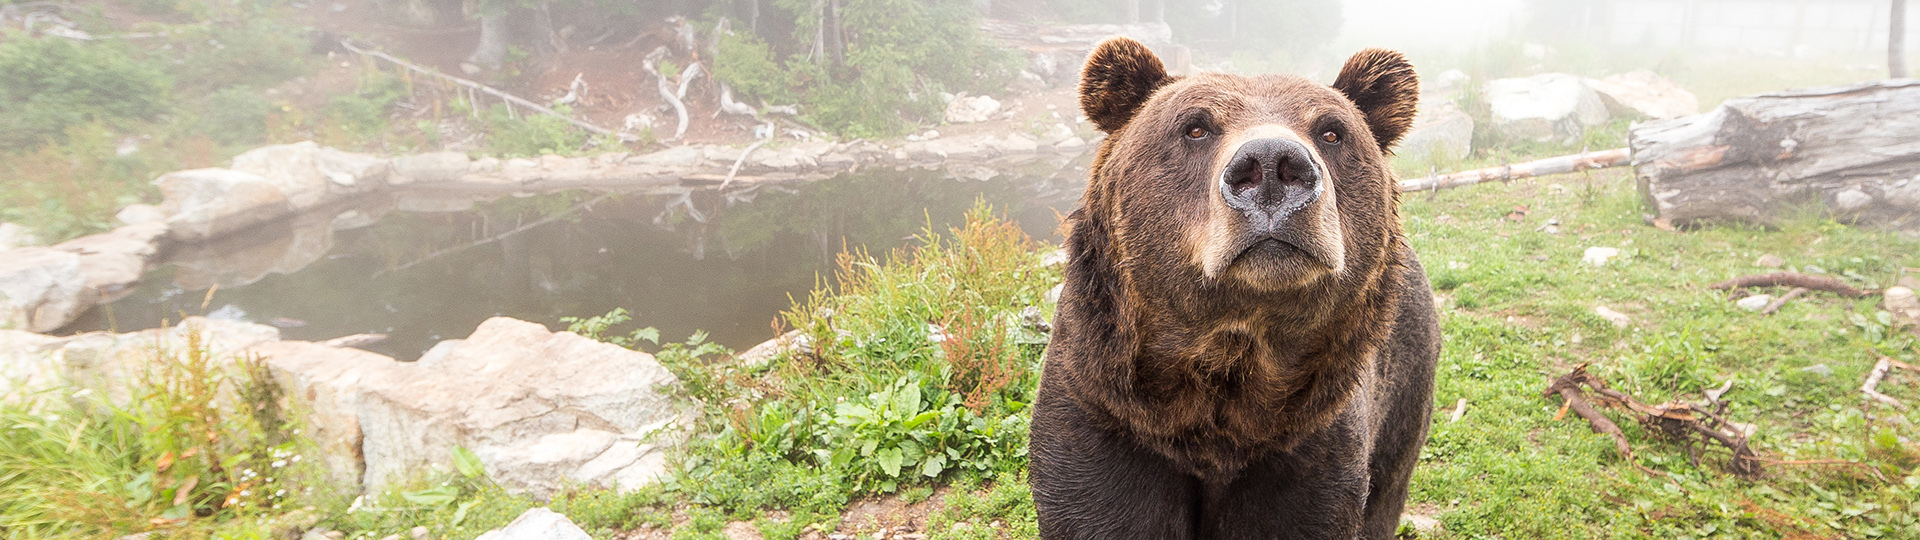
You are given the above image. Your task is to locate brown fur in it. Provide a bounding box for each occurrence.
[1031,38,1440,540]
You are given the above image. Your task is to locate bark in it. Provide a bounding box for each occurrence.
[824,0,845,68]
[1629,80,1920,230]
[1894,0,1909,79]
[468,12,510,69]
[1398,148,1629,192]
[1708,272,1872,298]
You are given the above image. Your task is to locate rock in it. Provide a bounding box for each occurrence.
[0,222,36,250]
[354,317,692,497]
[991,133,1040,154]
[1040,123,1076,144]
[0,329,66,398]
[1589,70,1698,120]
[736,329,805,368]
[1884,286,1919,321]
[115,204,167,226]
[1483,73,1610,142]
[0,248,91,332]
[155,168,294,242]
[723,521,765,540]
[51,223,168,301]
[1425,69,1471,100]
[411,526,429,540]
[945,94,1002,124]
[230,142,387,208]
[168,209,336,291]
[1397,102,1474,163]
[1055,136,1087,149]
[1754,254,1785,268]
[388,152,471,185]
[299,530,335,540]
[253,339,406,493]
[38,317,280,405]
[1581,246,1621,266]
[1593,306,1631,328]
[1834,187,1873,212]
[474,508,592,540]
[1736,294,1773,311]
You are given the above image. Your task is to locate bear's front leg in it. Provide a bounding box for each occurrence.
[1199,417,1372,540]
[1030,383,1199,540]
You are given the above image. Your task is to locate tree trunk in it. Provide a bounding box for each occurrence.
[1629,80,1920,230]
[1894,0,1909,79]
[468,12,510,70]
[824,0,845,68]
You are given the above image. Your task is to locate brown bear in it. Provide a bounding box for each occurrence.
[1029,37,1441,540]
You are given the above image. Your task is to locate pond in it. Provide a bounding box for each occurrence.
[59,167,1087,359]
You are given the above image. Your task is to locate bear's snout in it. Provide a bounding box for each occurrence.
[1220,137,1323,231]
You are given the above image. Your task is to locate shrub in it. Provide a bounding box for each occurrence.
[0,34,171,148]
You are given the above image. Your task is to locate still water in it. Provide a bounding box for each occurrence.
[62,169,1084,359]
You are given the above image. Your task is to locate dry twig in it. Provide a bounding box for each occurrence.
[1543,364,1764,478]
[1861,356,1916,409]
[1760,287,1808,315]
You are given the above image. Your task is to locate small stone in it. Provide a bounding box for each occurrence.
[1055,136,1087,149]
[1884,286,1919,320]
[1593,306,1631,328]
[1582,246,1621,266]
[1401,513,1443,536]
[410,526,429,540]
[1754,254,1785,268]
[1736,294,1773,311]
[1046,283,1064,304]
[299,530,335,540]
[379,535,399,540]
[1800,364,1833,377]
[323,532,345,540]
[1835,187,1873,212]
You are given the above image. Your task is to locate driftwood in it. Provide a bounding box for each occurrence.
[1544,365,1763,478]
[1629,80,1920,230]
[1708,272,1872,298]
[1760,287,1808,315]
[1862,356,1917,409]
[336,40,627,141]
[1397,148,1630,193]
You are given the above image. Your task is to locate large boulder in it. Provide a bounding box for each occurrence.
[53,318,281,404]
[388,152,472,185]
[1398,102,1475,163]
[0,248,92,332]
[229,142,388,209]
[0,222,38,250]
[253,339,407,493]
[353,317,692,497]
[155,168,296,242]
[1482,73,1611,142]
[1589,70,1699,120]
[51,222,168,302]
[945,94,1002,124]
[0,329,66,397]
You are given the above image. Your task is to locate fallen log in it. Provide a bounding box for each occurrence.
[337,40,628,141]
[1630,80,1920,230]
[1708,272,1872,298]
[1397,148,1630,193]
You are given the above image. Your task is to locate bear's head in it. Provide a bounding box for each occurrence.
[1053,37,1420,477]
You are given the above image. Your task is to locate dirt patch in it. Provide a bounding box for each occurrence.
[822,487,951,539]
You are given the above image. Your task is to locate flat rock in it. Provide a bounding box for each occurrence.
[0,248,91,332]
[389,152,471,185]
[52,222,168,299]
[230,142,387,209]
[1884,286,1919,321]
[355,317,692,497]
[155,168,295,242]
[115,204,167,226]
[0,222,36,250]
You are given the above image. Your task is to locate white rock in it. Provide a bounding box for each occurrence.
[1581,246,1621,266]
[354,317,692,497]
[0,248,91,332]
[0,222,37,250]
[1884,286,1919,320]
[944,95,1002,124]
[114,204,167,226]
[1483,73,1610,142]
[1041,123,1076,144]
[154,168,292,241]
[1398,102,1474,162]
[1593,306,1631,328]
[473,508,592,540]
[1736,294,1773,311]
[1834,187,1873,213]
[1755,254,1785,268]
[1055,136,1087,149]
[1589,70,1698,120]
[52,222,168,299]
[229,142,387,208]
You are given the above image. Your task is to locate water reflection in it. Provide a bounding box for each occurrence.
[63,168,1085,359]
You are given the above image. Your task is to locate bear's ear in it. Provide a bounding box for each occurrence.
[1080,37,1171,133]
[1331,49,1420,153]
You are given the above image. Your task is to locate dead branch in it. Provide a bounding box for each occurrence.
[1761,287,1808,315]
[1398,148,1629,193]
[1709,272,1872,298]
[1543,364,1763,478]
[1862,356,1909,409]
[336,39,627,141]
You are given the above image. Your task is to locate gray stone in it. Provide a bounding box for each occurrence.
[473,508,592,540]
[1736,294,1773,311]
[0,248,90,332]
[52,222,168,300]
[389,152,471,185]
[1398,102,1474,163]
[1483,73,1610,142]
[115,204,167,226]
[355,317,691,497]
[1884,286,1919,322]
[229,142,387,208]
[155,168,294,242]
[1755,254,1785,268]
[945,94,1001,124]
[1589,70,1698,120]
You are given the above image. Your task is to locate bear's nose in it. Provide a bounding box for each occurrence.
[1220,137,1323,227]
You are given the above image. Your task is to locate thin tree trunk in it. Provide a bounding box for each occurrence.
[1894,0,1910,78]
[825,0,845,68]
[468,12,510,70]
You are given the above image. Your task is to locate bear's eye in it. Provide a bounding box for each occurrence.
[1185,127,1210,140]
[1320,130,1341,144]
